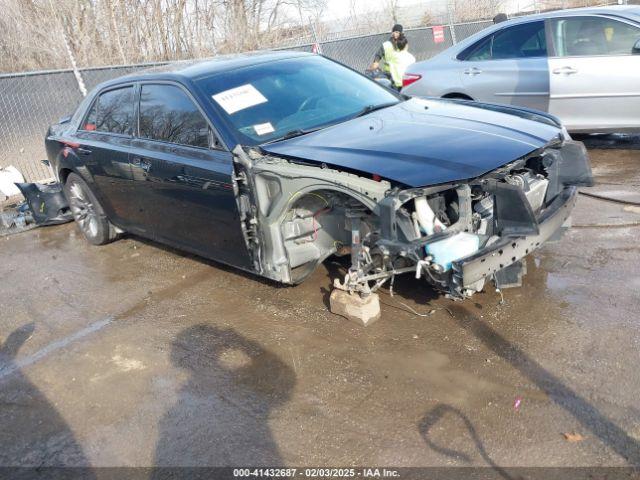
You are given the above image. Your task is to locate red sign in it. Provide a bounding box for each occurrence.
[433,25,445,43]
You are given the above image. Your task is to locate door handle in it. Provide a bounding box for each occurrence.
[464,67,482,76]
[552,66,578,75]
[77,147,92,155]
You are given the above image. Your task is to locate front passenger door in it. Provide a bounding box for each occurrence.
[548,16,640,131]
[129,83,251,269]
[459,20,550,111]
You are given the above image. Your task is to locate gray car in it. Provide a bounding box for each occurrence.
[402,6,640,132]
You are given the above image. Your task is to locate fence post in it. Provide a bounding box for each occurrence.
[449,24,457,45]
[447,0,457,45]
[448,3,458,45]
[310,19,323,55]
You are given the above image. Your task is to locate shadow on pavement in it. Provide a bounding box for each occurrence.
[419,404,513,479]
[446,305,640,466]
[0,324,94,473]
[153,324,296,469]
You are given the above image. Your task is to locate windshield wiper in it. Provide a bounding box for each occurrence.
[280,129,310,140]
[351,101,400,119]
[265,127,322,144]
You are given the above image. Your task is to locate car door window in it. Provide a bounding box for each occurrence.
[491,21,547,59]
[464,36,492,61]
[82,86,134,134]
[551,17,640,57]
[460,21,546,61]
[139,84,210,148]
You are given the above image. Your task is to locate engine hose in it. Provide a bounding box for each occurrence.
[579,190,640,207]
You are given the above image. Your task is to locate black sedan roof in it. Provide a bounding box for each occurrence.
[98,50,312,89]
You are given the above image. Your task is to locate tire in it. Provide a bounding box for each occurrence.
[443,93,473,101]
[63,173,117,245]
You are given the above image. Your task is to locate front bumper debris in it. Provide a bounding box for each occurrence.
[453,186,577,289]
[15,182,73,226]
[1,182,73,236]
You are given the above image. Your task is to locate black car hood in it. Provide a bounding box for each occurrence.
[261,98,562,187]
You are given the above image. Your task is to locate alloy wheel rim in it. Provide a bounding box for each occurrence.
[69,183,98,238]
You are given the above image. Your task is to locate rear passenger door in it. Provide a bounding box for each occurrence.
[75,85,135,227]
[459,20,550,112]
[548,15,640,131]
[129,82,251,269]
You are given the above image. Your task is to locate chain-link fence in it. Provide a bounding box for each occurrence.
[0,19,499,181]
[273,20,492,71]
[0,63,169,182]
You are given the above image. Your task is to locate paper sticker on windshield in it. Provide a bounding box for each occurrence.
[212,84,267,114]
[253,122,275,136]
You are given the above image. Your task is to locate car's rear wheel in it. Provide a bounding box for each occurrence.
[64,173,117,245]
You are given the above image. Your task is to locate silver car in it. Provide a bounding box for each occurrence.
[402,6,640,132]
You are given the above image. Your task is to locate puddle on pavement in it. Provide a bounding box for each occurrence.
[588,149,640,186]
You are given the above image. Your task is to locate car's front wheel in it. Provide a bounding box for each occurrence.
[64,173,117,245]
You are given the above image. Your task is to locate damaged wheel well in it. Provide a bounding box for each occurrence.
[231,145,391,285]
[280,188,374,284]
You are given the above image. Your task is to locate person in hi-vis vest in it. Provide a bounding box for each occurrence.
[387,34,415,90]
[370,24,403,79]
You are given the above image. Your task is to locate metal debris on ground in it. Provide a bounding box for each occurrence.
[396,301,436,317]
[378,288,455,318]
[0,203,37,236]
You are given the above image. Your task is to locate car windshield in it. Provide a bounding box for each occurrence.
[196,55,400,145]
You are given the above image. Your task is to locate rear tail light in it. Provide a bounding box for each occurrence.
[402,73,422,88]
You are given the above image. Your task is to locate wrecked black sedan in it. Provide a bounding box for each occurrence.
[45,52,592,305]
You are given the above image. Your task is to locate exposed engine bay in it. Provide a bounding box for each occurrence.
[231,136,592,300]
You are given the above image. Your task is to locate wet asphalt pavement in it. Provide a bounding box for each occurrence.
[0,135,639,469]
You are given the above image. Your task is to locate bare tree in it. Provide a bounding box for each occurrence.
[0,0,609,73]
[384,0,400,23]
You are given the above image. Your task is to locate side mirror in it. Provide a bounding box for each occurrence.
[633,39,640,55]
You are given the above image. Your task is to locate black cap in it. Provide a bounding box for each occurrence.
[392,24,403,33]
[493,13,507,23]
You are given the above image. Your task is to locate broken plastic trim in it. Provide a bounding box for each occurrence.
[454,187,577,289]
[544,140,594,202]
[482,179,539,237]
[231,145,264,274]
[15,182,73,226]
